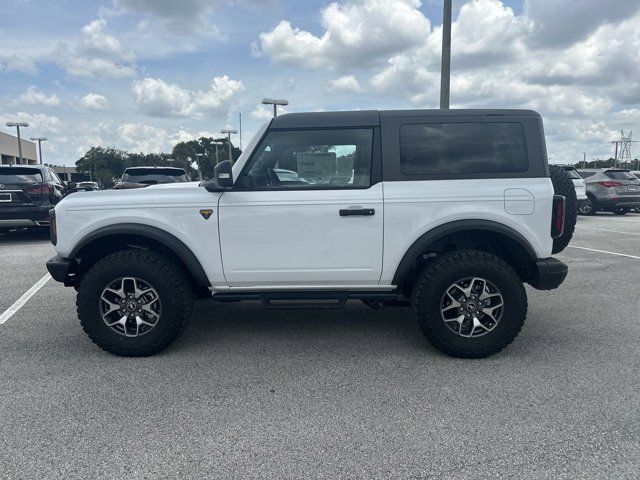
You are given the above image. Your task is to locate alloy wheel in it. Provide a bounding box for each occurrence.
[99,277,162,337]
[440,277,504,338]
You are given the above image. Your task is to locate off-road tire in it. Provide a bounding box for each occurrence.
[549,165,577,254]
[411,250,527,359]
[77,249,194,356]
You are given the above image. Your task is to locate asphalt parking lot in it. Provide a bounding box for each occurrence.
[1,214,639,479]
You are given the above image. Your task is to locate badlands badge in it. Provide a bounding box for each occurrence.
[199,209,213,220]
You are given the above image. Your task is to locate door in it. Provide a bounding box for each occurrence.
[218,127,383,288]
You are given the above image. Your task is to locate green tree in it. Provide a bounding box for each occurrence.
[76,146,127,188]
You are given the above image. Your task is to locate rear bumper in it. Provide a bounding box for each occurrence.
[528,258,568,290]
[594,196,640,209]
[0,205,51,228]
[46,254,76,285]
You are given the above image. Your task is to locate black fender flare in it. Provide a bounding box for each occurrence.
[391,219,537,285]
[70,223,210,287]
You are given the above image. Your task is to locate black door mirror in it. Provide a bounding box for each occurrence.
[204,160,233,192]
[66,181,76,190]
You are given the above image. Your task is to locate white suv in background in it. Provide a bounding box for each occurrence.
[46,109,575,359]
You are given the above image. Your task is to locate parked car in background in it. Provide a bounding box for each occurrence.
[113,167,190,190]
[557,165,587,208]
[0,165,70,233]
[75,181,100,192]
[577,168,640,215]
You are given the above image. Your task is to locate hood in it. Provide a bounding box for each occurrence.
[56,181,214,211]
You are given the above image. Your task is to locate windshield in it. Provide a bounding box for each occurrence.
[122,168,189,184]
[605,170,636,180]
[0,168,42,183]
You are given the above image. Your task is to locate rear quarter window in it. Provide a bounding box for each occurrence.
[400,122,529,175]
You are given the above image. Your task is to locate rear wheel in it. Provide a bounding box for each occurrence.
[77,249,194,356]
[613,207,630,215]
[411,250,527,359]
[578,197,595,216]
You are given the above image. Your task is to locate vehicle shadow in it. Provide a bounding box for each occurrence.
[181,299,433,356]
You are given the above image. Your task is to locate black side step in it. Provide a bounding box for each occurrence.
[211,290,401,309]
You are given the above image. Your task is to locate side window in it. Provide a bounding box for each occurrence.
[238,128,373,190]
[400,122,529,175]
[49,169,63,184]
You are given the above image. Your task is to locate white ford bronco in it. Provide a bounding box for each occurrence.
[47,110,575,358]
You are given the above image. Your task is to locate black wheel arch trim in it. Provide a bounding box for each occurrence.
[69,223,211,287]
[391,219,538,285]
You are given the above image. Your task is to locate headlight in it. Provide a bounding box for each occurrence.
[50,208,57,245]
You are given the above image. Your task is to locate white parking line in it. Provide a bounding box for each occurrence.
[0,274,51,325]
[576,226,640,236]
[568,245,640,260]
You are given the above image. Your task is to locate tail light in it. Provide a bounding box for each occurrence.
[25,183,54,195]
[551,195,565,239]
[50,209,57,245]
[598,181,622,188]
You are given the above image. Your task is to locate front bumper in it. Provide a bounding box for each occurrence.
[46,254,76,286]
[528,258,568,290]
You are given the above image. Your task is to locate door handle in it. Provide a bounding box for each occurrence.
[339,208,375,216]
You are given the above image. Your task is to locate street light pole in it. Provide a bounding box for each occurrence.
[6,122,29,164]
[261,98,289,118]
[210,141,223,166]
[220,129,238,163]
[30,137,48,165]
[440,0,452,109]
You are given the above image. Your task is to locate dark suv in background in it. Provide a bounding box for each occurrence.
[578,168,640,215]
[113,166,190,190]
[0,165,70,233]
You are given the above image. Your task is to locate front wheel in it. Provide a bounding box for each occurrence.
[411,250,527,358]
[76,249,194,356]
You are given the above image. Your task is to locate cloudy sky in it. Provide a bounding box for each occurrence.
[1,0,639,166]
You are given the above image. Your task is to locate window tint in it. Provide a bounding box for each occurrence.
[578,171,595,178]
[239,129,373,189]
[605,170,636,180]
[122,168,189,184]
[400,123,528,175]
[0,167,43,183]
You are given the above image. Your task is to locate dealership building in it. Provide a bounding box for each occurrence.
[0,131,37,165]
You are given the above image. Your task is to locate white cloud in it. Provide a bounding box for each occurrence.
[250,105,275,121]
[0,54,37,74]
[53,19,137,78]
[79,93,110,110]
[132,75,244,118]
[255,0,430,69]
[326,75,362,94]
[1,112,61,134]
[524,0,640,47]
[17,87,61,107]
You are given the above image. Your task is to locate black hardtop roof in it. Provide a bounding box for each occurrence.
[270,109,541,129]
